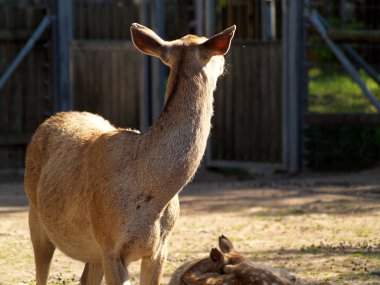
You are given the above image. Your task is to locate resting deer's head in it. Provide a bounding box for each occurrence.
[219,235,251,265]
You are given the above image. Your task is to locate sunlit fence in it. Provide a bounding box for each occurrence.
[304,0,380,170]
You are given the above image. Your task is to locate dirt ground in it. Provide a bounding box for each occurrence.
[0,167,379,285]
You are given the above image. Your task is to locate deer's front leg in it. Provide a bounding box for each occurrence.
[139,243,168,285]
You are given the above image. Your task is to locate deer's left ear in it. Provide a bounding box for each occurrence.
[200,25,236,57]
[210,248,224,263]
[130,23,168,60]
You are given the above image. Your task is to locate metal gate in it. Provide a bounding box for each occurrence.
[0,0,303,173]
[202,0,303,173]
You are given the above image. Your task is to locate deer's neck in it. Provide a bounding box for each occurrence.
[140,63,215,201]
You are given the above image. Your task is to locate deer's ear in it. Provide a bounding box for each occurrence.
[219,235,235,253]
[200,25,236,57]
[210,248,224,263]
[130,23,167,60]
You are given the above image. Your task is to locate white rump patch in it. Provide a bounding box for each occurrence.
[123,281,131,285]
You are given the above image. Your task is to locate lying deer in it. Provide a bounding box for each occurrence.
[24,24,235,285]
[169,248,239,285]
[169,236,296,285]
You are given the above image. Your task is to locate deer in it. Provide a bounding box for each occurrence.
[219,236,296,285]
[24,23,236,285]
[169,236,296,285]
[168,248,239,285]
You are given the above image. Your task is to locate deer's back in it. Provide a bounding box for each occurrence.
[25,111,116,205]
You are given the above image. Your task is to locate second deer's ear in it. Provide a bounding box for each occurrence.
[200,25,236,58]
[210,248,224,263]
[130,23,168,60]
[219,235,235,253]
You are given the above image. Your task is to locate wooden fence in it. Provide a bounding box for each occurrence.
[75,0,139,40]
[210,41,283,165]
[0,1,285,171]
[0,3,52,170]
[71,41,141,130]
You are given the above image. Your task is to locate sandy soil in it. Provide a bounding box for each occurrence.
[0,167,379,285]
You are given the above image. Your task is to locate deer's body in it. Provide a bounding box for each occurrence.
[24,24,235,285]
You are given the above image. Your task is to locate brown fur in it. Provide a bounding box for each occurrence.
[220,236,296,285]
[169,248,239,285]
[169,236,296,285]
[24,23,235,285]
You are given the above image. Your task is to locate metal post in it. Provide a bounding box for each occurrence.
[205,0,215,36]
[196,0,204,35]
[150,0,166,122]
[264,0,272,40]
[0,15,52,91]
[139,0,151,131]
[342,44,380,86]
[282,0,303,173]
[52,0,73,112]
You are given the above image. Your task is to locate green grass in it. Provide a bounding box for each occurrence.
[308,68,380,113]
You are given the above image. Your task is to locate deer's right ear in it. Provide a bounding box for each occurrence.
[130,23,167,60]
[210,248,224,263]
[219,235,235,253]
[200,25,236,58]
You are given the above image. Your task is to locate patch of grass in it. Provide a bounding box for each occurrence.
[308,68,380,114]
[228,236,244,242]
[354,227,373,238]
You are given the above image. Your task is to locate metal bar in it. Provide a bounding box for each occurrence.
[139,0,151,130]
[342,44,380,86]
[205,0,215,36]
[0,15,52,91]
[151,0,166,121]
[52,0,74,112]
[264,0,272,40]
[196,0,203,35]
[315,9,380,86]
[309,10,380,113]
[282,0,303,173]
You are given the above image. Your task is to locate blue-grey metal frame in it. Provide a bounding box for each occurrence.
[282,0,304,173]
[0,15,52,91]
[309,10,380,113]
[138,0,166,131]
[52,0,74,112]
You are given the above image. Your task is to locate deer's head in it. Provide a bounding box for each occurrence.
[219,235,251,265]
[130,23,236,82]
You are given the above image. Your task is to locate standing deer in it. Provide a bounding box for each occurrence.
[24,23,236,285]
[169,236,296,285]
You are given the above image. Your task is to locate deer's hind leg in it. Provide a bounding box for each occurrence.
[139,242,168,285]
[29,207,56,285]
[80,262,104,285]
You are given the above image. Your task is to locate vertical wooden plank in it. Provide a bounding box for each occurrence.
[272,43,282,162]
[71,43,141,130]
[255,44,262,161]
[225,47,234,160]
[214,68,226,160]
[262,43,271,162]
